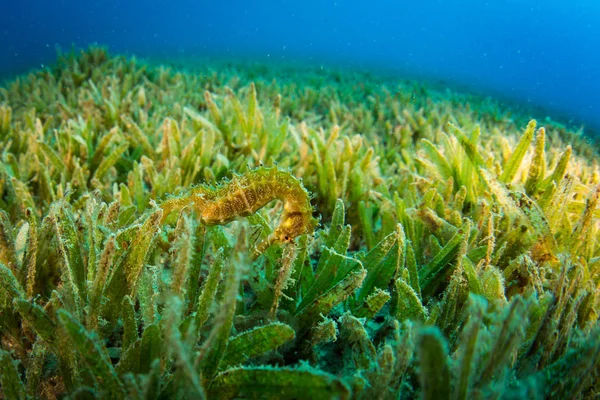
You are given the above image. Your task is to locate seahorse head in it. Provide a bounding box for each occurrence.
[274,210,317,243]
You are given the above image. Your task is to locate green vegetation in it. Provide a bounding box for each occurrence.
[0,46,598,399]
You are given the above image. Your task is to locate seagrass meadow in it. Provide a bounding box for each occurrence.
[0,47,599,399]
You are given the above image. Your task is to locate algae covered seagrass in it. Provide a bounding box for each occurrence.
[0,47,599,399]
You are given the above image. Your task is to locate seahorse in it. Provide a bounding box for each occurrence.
[160,167,317,255]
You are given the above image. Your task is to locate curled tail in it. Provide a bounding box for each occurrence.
[160,196,189,224]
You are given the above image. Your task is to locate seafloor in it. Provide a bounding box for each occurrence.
[0,47,598,399]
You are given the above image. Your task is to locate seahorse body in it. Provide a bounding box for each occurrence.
[160,167,317,252]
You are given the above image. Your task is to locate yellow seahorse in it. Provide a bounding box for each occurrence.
[160,167,317,254]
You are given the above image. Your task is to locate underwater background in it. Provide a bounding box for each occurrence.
[2,0,600,135]
[0,1,599,400]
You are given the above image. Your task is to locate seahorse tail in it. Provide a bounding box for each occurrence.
[160,197,186,223]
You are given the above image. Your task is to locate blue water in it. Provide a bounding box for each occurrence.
[2,0,599,135]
